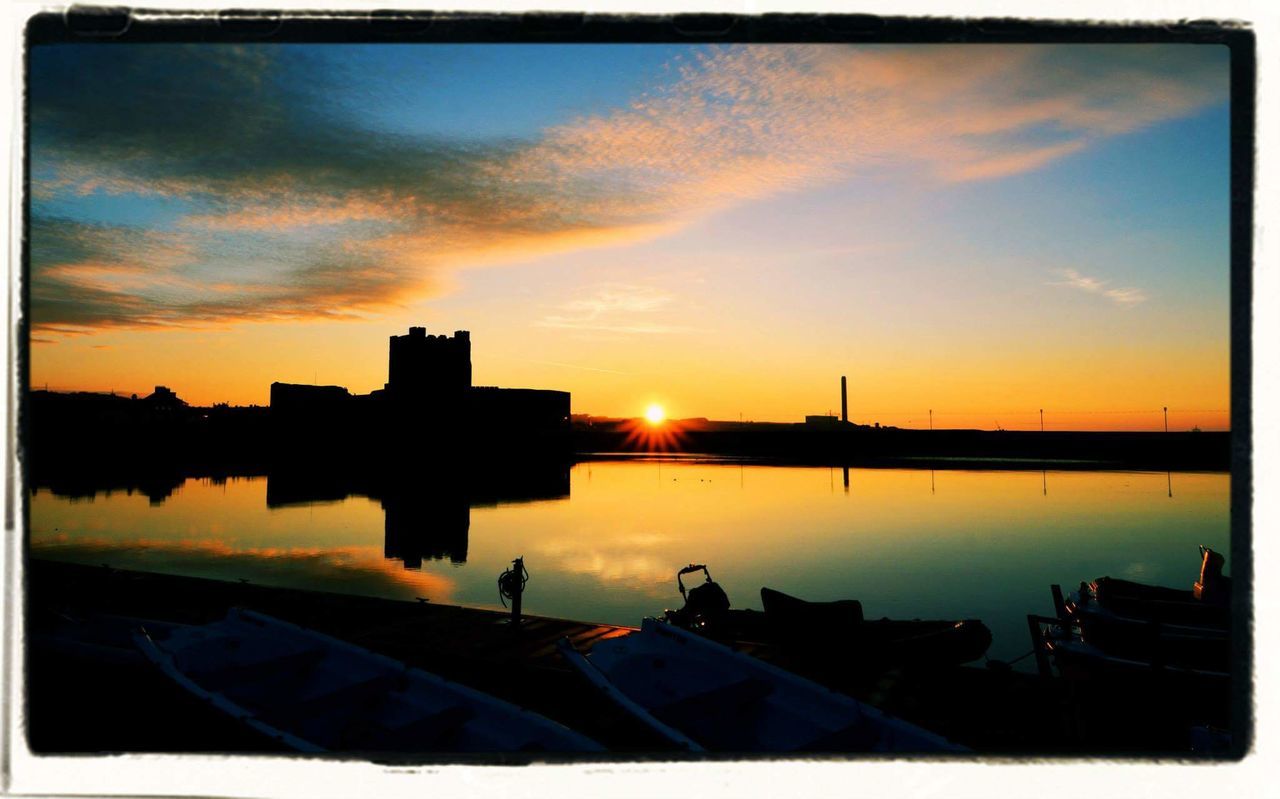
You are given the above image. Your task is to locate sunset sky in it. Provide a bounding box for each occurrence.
[28,44,1231,430]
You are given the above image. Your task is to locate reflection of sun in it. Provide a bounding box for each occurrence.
[645,404,666,425]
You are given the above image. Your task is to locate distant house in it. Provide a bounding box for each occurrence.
[805,414,841,429]
[143,385,187,412]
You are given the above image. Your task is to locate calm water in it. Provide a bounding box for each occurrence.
[29,461,1230,665]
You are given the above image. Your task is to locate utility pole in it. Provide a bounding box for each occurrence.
[1163,406,1168,433]
[1040,408,1044,432]
[929,409,933,431]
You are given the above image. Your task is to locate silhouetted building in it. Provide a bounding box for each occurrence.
[805,414,841,429]
[470,387,570,432]
[386,327,471,401]
[267,326,570,454]
[269,383,351,408]
[143,385,187,412]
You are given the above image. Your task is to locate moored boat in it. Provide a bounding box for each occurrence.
[134,608,605,754]
[661,564,991,670]
[1050,546,1231,671]
[558,617,968,754]
[760,587,993,669]
[1036,617,1229,682]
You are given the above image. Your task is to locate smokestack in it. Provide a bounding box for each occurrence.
[841,376,848,423]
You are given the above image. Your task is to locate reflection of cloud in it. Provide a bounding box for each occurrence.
[1123,561,1150,580]
[534,533,677,595]
[29,535,456,601]
[538,284,691,334]
[1052,268,1148,306]
[30,44,1220,334]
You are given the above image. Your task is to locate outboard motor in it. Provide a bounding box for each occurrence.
[1194,546,1230,605]
[664,564,730,632]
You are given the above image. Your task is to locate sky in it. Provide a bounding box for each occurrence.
[28,43,1232,430]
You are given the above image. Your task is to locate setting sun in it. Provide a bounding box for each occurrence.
[644,404,666,425]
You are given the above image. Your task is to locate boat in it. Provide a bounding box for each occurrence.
[133,608,605,754]
[760,588,993,669]
[1036,616,1229,681]
[1051,546,1231,671]
[661,564,991,670]
[1061,546,1230,632]
[557,617,968,754]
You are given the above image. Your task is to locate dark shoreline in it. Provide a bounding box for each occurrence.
[575,450,1230,473]
[573,425,1231,472]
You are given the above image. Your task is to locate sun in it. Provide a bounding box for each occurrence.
[622,405,686,451]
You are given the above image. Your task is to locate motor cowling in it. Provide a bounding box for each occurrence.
[666,564,731,631]
[1194,547,1229,604]
[685,579,730,621]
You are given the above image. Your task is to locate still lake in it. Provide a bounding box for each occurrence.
[29,460,1230,665]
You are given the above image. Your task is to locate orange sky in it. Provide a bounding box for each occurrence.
[29,44,1232,431]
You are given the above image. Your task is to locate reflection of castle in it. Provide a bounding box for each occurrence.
[265,461,571,569]
[269,327,570,443]
[382,490,470,566]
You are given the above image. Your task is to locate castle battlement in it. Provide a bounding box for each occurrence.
[387,326,471,399]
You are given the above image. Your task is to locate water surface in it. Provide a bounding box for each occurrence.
[29,461,1230,665]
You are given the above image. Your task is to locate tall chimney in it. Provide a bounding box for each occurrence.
[841,376,848,423]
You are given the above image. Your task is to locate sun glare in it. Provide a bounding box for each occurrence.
[645,404,666,425]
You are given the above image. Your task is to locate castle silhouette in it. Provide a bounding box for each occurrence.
[269,327,570,455]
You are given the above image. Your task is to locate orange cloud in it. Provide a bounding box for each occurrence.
[30,45,1223,337]
[181,193,405,231]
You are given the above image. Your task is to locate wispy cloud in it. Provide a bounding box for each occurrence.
[1053,268,1148,306]
[527,359,633,376]
[29,44,1220,335]
[538,284,691,334]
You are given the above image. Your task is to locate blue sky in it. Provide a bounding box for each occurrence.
[27,43,1232,428]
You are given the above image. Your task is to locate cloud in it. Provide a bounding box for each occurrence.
[1052,268,1148,306]
[527,360,633,376]
[538,284,691,334]
[29,217,420,332]
[29,44,1221,334]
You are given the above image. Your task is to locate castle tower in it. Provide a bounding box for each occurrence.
[386,327,471,402]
